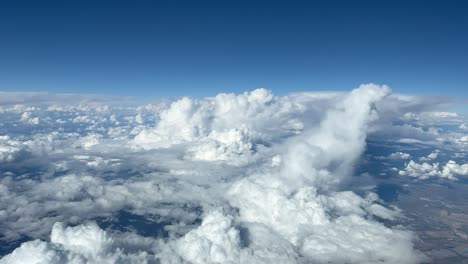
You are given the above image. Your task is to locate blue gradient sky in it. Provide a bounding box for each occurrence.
[1,0,467,97]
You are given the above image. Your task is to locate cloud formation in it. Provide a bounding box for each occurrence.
[0,84,443,263]
[399,160,468,180]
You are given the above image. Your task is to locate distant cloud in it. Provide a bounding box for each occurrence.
[419,150,440,162]
[2,84,458,263]
[399,160,468,180]
[375,152,412,160]
[0,92,135,108]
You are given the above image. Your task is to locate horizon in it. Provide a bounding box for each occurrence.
[1,0,467,97]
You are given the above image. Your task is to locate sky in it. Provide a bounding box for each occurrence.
[2,2,468,260]
[0,0,467,97]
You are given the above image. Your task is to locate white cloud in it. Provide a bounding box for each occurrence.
[443,160,468,177]
[399,160,468,180]
[78,134,101,150]
[378,152,412,160]
[133,88,305,150]
[0,136,23,162]
[72,115,95,124]
[402,111,459,123]
[399,161,446,180]
[135,113,144,124]
[0,92,133,109]
[0,222,156,264]
[0,84,439,263]
[419,150,440,161]
[19,112,40,125]
[175,210,242,263]
[458,135,468,143]
[424,111,458,118]
[185,128,254,164]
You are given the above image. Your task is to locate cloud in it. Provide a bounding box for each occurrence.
[443,160,468,177]
[375,151,412,160]
[185,128,254,164]
[0,84,438,263]
[399,160,468,180]
[133,88,305,150]
[389,152,412,160]
[419,150,440,161]
[0,92,136,108]
[19,112,40,125]
[0,136,23,162]
[0,222,156,264]
[399,161,446,180]
[425,111,458,118]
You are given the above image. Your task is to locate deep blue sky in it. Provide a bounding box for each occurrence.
[1,0,467,97]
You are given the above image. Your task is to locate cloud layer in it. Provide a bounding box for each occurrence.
[3,84,464,263]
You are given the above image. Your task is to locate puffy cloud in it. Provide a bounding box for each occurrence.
[0,104,39,113]
[133,89,305,150]
[0,222,155,264]
[224,84,423,263]
[78,134,101,150]
[300,215,419,264]
[174,210,242,263]
[72,115,95,124]
[0,136,22,162]
[419,150,440,161]
[458,135,468,144]
[20,112,40,125]
[0,84,435,263]
[185,128,254,164]
[442,160,468,177]
[375,151,412,160]
[135,113,144,125]
[399,160,468,180]
[399,161,447,180]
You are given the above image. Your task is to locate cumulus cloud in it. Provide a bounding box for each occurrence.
[78,134,101,150]
[0,222,156,264]
[442,160,468,177]
[185,128,254,164]
[458,135,468,144]
[392,152,412,160]
[419,150,440,161]
[376,151,412,160]
[19,112,40,125]
[0,84,436,263]
[399,160,468,180]
[133,88,305,150]
[0,136,23,162]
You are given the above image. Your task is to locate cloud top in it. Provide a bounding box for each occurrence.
[0,84,430,263]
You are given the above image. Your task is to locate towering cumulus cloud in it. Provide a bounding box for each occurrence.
[0,84,424,263]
